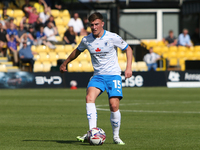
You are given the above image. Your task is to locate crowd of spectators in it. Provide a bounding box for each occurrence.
[0,0,90,70]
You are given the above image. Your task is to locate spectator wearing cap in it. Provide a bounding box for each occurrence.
[7,34,18,66]
[0,22,9,56]
[7,22,20,43]
[19,40,36,70]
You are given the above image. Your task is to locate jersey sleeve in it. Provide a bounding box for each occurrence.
[113,34,128,51]
[77,37,87,52]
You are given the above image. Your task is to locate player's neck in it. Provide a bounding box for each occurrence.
[94,29,104,38]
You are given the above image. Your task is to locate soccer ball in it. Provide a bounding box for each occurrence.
[87,127,106,145]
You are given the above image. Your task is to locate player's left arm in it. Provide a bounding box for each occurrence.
[124,45,133,79]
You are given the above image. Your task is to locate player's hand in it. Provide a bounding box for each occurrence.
[125,68,132,79]
[60,63,67,73]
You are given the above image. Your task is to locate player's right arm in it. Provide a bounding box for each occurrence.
[60,49,81,73]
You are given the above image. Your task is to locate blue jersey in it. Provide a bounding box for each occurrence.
[77,30,128,75]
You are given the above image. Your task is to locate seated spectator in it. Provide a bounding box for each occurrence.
[8,34,18,66]
[63,26,76,44]
[34,0,48,13]
[7,22,20,42]
[2,7,9,21]
[36,25,56,49]
[83,16,91,35]
[178,28,192,47]
[39,6,51,24]
[19,40,36,70]
[68,13,84,36]
[44,22,58,44]
[143,47,161,71]
[163,30,177,46]
[45,15,56,27]
[22,0,33,18]
[24,7,39,25]
[18,24,27,38]
[34,18,43,32]
[28,25,36,40]
[0,15,6,29]
[0,22,9,56]
[19,33,34,49]
[191,27,200,45]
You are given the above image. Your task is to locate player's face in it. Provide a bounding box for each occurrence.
[90,19,104,38]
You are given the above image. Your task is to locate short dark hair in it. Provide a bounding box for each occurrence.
[88,12,103,22]
[169,30,173,33]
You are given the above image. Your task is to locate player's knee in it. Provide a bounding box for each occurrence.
[110,103,118,112]
[86,94,95,103]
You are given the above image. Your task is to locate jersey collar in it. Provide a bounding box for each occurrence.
[92,30,106,39]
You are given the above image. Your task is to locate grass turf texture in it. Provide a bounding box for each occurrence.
[0,87,200,150]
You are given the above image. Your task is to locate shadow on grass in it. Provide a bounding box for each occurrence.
[23,140,88,145]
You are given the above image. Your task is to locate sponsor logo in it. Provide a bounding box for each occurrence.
[35,76,62,85]
[95,48,101,52]
[168,71,180,82]
[185,73,200,81]
[121,75,143,87]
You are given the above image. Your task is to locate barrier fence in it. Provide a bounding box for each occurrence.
[0,71,200,89]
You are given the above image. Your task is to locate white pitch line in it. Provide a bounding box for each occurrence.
[96,108,200,114]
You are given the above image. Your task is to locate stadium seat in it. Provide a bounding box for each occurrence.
[169,46,178,52]
[58,52,67,59]
[185,51,194,59]
[181,64,185,71]
[57,25,66,35]
[194,46,200,51]
[38,52,49,61]
[177,51,186,58]
[64,45,74,53]
[157,41,165,46]
[33,61,43,72]
[148,40,157,48]
[169,58,178,66]
[55,45,65,52]
[61,10,70,18]
[137,61,148,71]
[179,58,186,65]
[13,9,24,18]
[62,17,70,26]
[0,64,7,72]
[193,51,200,59]
[160,46,168,54]
[132,62,138,71]
[118,60,126,71]
[162,52,168,58]
[51,9,60,18]
[153,46,161,54]
[55,17,63,26]
[168,51,177,58]
[68,61,81,72]
[43,61,52,72]
[77,53,87,62]
[80,60,93,72]
[48,52,58,62]
[36,45,48,52]
[178,46,187,52]
[118,52,126,61]
[7,9,14,17]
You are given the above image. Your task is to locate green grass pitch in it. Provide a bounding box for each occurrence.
[1,87,200,150]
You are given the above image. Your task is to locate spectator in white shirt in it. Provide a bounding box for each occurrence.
[39,6,51,24]
[143,47,161,71]
[68,13,84,36]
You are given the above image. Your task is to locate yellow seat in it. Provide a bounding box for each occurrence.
[179,58,186,65]
[157,41,165,46]
[169,46,178,52]
[57,25,66,35]
[0,64,7,72]
[38,52,49,61]
[193,51,200,60]
[132,62,138,72]
[51,9,60,18]
[137,61,148,71]
[194,46,200,51]
[7,9,14,17]
[55,45,65,52]
[13,9,24,18]
[61,10,70,18]
[153,46,161,54]
[62,17,70,26]
[68,61,81,72]
[177,51,186,58]
[118,52,126,61]
[169,58,178,66]
[36,45,48,52]
[148,41,157,49]
[178,46,187,52]
[64,45,74,53]
[33,62,43,72]
[185,51,194,59]
[43,61,52,72]
[160,46,168,54]
[77,53,88,62]
[55,17,63,26]
[118,60,127,71]
[48,52,58,62]
[58,52,67,59]
[168,51,177,58]
[80,60,93,72]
